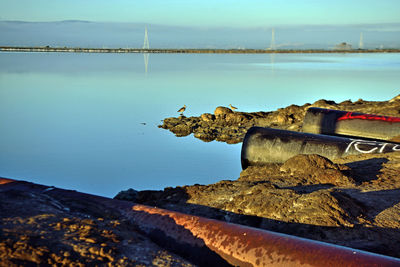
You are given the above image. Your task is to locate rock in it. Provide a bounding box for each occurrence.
[0,185,195,266]
[125,152,400,259]
[214,106,233,117]
[200,113,215,122]
[113,188,138,202]
[280,154,341,172]
[309,99,338,109]
[389,94,400,103]
[171,124,192,137]
[159,95,400,144]
[225,113,249,124]
[271,113,289,124]
[280,154,354,186]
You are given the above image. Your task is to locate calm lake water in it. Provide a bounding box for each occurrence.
[1,52,399,197]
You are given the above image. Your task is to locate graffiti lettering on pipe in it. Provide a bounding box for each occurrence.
[345,139,400,154]
[338,112,400,123]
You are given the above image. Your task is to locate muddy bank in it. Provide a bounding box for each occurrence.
[0,180,194,266]
[116,152,400,259]
[159,95,400,144]
[3,177,400,266]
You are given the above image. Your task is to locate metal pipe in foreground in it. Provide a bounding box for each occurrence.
[241,127,400,169]
[302,107,400,143]
[2,178,400,266]
[130,205,400,267]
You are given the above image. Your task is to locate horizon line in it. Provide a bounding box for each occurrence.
[1,20,400,29]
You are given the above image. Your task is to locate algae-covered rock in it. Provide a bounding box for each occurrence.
[159,96,400,144]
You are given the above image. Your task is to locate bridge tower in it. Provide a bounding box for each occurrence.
[143,26,150,49]
[143,26,150,73]
[359,32,364,49]
[269,28,276,50]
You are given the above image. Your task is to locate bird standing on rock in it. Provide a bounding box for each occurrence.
[229,104,238,111]
[177,105,186,115]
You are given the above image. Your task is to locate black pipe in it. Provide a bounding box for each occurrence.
[302,107,400,143]
[241,127,400,169]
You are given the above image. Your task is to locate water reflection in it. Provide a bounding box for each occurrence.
[144,53,149,73]
[0,53,399,197]
[269,53,275,71]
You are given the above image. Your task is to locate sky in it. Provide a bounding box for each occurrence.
[1,0,400,27]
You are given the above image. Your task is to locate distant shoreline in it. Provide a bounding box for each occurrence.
[1,46,400,54]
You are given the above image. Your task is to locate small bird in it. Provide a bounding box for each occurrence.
[177,105,186,115]
[229,104,238,111]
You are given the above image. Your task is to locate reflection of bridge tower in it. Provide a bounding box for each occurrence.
[269,28,276,50]
[143,26,149,73]
[359,32,364,49]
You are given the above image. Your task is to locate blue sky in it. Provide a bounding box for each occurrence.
[1,0,400,27]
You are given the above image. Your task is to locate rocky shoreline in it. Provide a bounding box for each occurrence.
[127,95,400,258]
[159,95,400,144]
[116,152,400,259]
[2,95,400,265]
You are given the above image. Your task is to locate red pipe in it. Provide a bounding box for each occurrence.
[1,178,400,266]
[130,205,400,267]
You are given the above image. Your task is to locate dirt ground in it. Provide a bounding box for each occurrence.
[0,179,195,266]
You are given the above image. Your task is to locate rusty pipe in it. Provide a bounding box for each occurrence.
[130,205,400,267]
[1,178,400,266]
